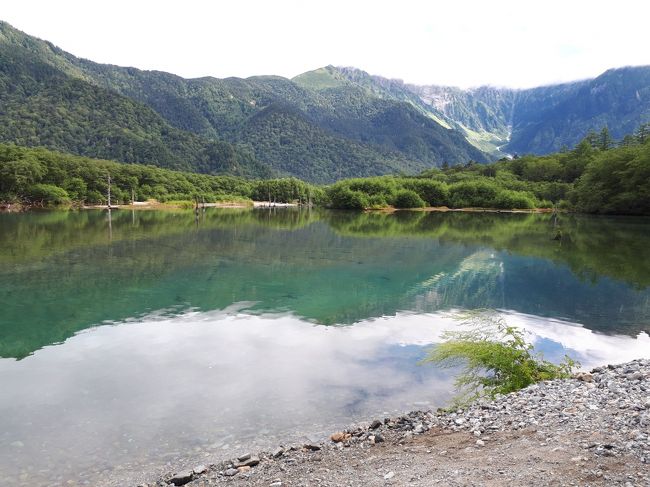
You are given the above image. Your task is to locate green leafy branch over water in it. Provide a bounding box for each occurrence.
[424,311,578,406]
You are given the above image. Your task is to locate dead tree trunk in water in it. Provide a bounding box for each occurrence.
[107,174,112,209]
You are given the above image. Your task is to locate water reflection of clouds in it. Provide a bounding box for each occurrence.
[334,311,650,371]
[1,307,648,486]
[0,308,455,485]
[500,310,650,368]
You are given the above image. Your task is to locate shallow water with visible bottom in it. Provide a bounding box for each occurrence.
[1,209,649,486]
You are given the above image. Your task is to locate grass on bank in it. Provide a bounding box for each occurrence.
[423,311,578,407]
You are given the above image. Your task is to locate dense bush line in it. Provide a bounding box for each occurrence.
[325,176,539,210]
[0,145,322,206]
[325,126,650,213]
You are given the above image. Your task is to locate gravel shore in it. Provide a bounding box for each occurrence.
[149,359,650,487]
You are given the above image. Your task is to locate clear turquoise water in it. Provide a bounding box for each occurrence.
[1,209,649,486]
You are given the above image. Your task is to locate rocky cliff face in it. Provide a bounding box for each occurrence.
[330,65,650,158]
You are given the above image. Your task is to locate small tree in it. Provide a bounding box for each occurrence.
[423,311,578,406]
[636,122,650,144]
[599,127,614,151]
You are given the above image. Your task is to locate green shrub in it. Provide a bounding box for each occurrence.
[393,189,425,208]
[63,177,87,201]
[402,179,450,206]
[366,194,389,209]
[26,184,70,205]
[449,180,499,208]
[347,177,397,196]
[85,190,104,204]
[326,186,369,209]
[423,312,578,406]
[493,190,536,209]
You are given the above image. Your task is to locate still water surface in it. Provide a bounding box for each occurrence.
[1,209,649,486]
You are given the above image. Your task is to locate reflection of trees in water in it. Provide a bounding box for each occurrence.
[1,209,649,359]
[326,211,650,289]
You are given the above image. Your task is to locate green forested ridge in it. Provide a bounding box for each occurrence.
[71,60,488,173]
[0,21,488,182]
[235,102,428,183]
[1,20,649,187]
[0,23,270,178]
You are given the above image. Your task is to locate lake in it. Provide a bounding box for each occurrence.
[1,209,649,486]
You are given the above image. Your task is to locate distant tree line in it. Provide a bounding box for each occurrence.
[0,123,648,215]
[0,145,322,206]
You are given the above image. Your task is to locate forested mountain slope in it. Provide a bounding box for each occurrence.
[0,22,488,182]
[2,20,648,181]
[0,22,269,177]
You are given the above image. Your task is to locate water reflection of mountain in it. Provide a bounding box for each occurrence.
[409,250,649,334]
[1,209,648,359]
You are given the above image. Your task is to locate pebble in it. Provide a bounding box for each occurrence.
[168,471,192,486]
[235,456,260,468]
[330,432,347,442]
[157,359,650,487]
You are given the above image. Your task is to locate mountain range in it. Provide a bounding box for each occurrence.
[1,21,649,182]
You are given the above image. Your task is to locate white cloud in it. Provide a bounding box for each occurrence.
[3,0,650,87]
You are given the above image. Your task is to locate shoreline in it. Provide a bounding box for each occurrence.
[368,206,557,214]
[0,200,304,212]
[146,359,649,487]
[1,202,556,214]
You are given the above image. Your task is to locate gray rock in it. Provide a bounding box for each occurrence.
[224,468,239,477]
[235,456,260,468]
[168,471,193,486]
[192,465,207,475]
[157,359,650,487]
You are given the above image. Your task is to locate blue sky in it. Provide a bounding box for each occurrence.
[4,0,650,88]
